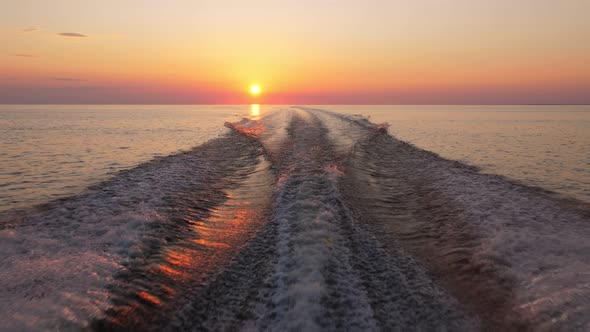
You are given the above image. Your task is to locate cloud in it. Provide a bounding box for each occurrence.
[58,32,87,38]
[21,28,38,33]
[50,77,86,82]
[10,54,36,58]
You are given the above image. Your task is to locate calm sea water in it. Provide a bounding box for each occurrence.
[1,105,589,212]
[0,105,248,211]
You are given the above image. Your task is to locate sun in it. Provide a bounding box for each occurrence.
[249,85,261,96]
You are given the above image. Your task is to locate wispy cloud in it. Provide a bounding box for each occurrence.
[51,77,86,82]
[21,28,38,33]
[58,32,87,38]
[10,53,36,58]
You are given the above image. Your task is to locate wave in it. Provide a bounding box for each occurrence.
[0,129,272,331]
[311,107,590,331]
[1,107,588,331]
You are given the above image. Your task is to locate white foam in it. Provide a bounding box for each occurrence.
[259,111,377,331]
[432,168,590,330]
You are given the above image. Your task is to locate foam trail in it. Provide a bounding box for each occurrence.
[165,108,476,331]
[2,106,588,331]
[258,110,377,331]
[309,107,590,331]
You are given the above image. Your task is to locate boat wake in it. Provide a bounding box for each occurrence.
[1,107,589,331]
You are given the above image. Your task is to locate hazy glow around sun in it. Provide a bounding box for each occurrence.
[250,85,261,95]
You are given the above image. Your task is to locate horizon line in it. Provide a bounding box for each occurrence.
[1,103,590,106]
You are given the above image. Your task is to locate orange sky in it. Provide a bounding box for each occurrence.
[1,0,589,104]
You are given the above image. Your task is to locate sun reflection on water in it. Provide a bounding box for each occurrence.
[250,104,260,120]
[98,156,274,329]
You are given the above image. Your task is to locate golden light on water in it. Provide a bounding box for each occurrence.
[250,104,260,120]
[249,85,261,96]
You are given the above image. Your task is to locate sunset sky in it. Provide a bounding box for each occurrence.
[1,0,589,104]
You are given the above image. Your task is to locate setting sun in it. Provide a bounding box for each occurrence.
[1,2,590,331]
[249,85,261,96]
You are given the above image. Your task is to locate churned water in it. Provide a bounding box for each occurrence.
[1,105,589,331]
